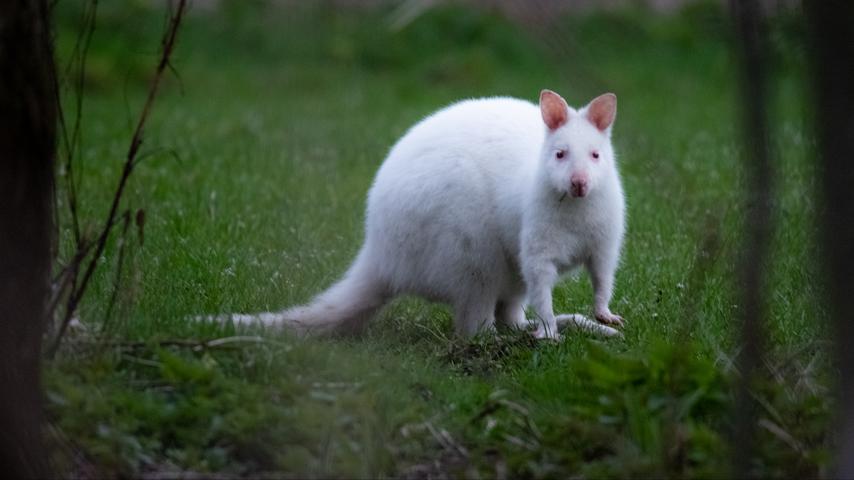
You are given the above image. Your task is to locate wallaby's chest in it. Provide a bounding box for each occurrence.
[522,197,618,269]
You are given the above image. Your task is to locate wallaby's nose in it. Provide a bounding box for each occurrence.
[570,172,589,198]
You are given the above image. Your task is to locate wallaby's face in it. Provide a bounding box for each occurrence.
[539,90,617,199]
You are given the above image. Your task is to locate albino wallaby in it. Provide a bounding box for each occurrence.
[228,89,626,340]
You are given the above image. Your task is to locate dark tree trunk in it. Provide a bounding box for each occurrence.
[0,0,57,477]
[803,1,854,476]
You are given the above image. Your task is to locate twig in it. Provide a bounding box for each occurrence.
[57,0,99,246]
[424,421,469,459]
[48,0,189,359]
[676,214,722,339]
[758,418,807,458]
[101,210,131,334]
[104,335,270,353]
[48,0,99,316]
[137,472,287,480]
[47,241,89,321]
[204,335,268,348]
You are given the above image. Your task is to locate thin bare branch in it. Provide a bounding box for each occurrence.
[101,209,132,334]
[48,0,189,358]
[98,336,272,353]
[56,0,98,246]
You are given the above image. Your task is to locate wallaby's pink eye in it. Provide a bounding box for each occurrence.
[556,150,566,160]
[592,151,600,161]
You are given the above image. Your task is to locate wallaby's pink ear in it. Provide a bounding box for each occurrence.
[540,89,568,130]
[585,93,617,132]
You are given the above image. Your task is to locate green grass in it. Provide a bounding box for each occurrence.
[47,1,831,478]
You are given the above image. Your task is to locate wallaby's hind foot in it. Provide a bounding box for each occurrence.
[496,297,529,330]
[454,299,498,337]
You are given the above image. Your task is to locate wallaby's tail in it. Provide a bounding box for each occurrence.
[554,314,623,338]
[220,250,387,336]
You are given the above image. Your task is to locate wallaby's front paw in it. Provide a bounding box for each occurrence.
[595,311,625,328]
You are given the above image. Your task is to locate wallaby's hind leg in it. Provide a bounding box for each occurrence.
[496,295,529,330]
[454,298,497,337]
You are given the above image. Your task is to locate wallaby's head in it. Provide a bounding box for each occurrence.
[538,89,617,199]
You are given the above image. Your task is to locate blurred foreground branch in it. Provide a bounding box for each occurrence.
[803,1,854,476]
[729,0,775,476]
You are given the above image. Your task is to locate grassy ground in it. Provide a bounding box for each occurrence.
[47,2,831,478]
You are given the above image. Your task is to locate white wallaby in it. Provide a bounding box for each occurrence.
[227,89,626,340]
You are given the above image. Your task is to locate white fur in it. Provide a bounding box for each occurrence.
[229,90,626,340]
